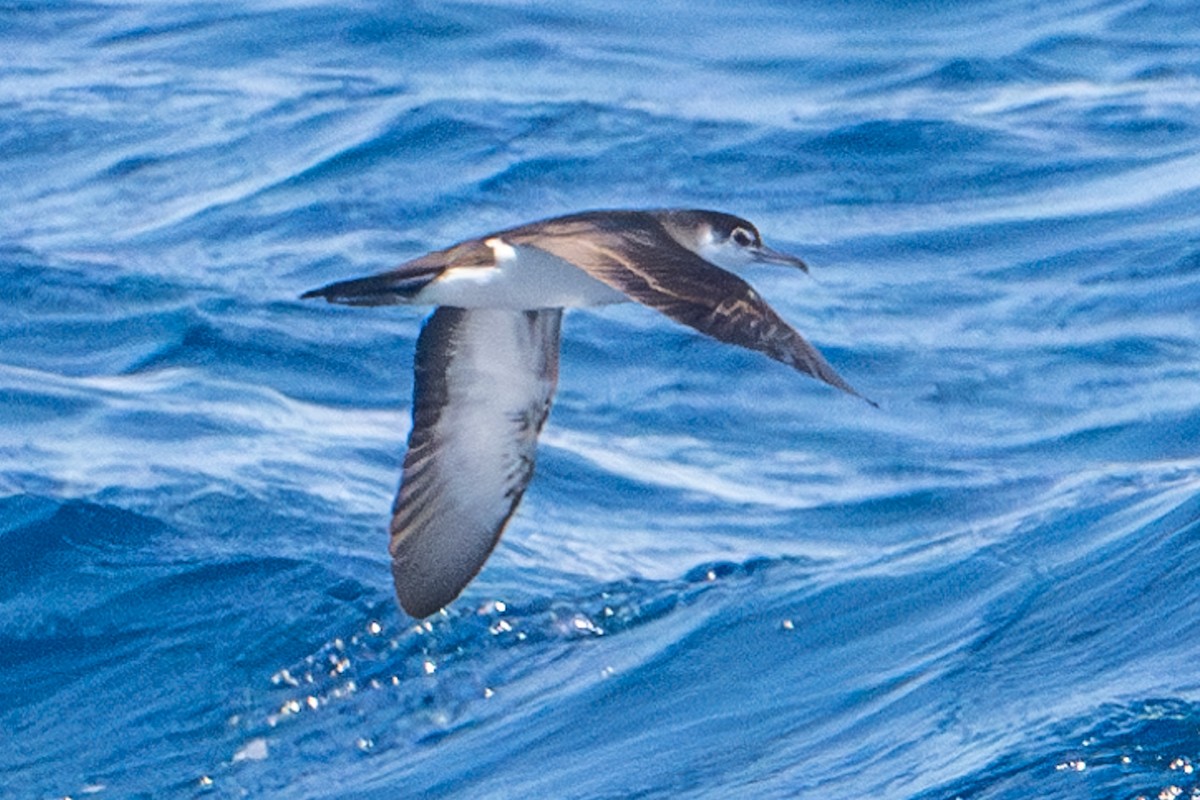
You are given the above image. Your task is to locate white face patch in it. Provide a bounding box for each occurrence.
[698,228,756,272]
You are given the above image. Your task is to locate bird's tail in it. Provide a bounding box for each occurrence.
[301,267,440,306]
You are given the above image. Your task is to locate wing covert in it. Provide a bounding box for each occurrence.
[506,214,867,401]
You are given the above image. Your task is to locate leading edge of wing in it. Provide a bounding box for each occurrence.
[506,216,873,404]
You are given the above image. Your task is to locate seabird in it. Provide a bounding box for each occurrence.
[303,208,869,618]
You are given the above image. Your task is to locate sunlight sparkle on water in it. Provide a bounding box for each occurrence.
[232,738,269,763]
[571,615,604,636]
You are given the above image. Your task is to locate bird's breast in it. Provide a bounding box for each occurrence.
[412,240,628,309]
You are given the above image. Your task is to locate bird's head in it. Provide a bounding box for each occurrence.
[655,209,809,273]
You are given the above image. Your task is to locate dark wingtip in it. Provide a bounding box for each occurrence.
[397,591,445,619]
[834,380,878,409]
[810,361,878,410]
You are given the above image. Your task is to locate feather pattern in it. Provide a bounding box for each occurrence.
[504,212,866,400]
[388,307,562,618]
[303,209,870,617]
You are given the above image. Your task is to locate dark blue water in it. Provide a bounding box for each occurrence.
[4,1,1200,797]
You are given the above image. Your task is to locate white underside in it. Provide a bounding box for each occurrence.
[412,240,628,309]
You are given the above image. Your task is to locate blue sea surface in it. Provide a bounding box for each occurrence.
[3,1,1200,797]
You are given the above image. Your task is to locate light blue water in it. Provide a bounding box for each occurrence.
[3,1,1200,798]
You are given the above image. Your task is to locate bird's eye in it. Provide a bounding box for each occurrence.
[732,228,754,247]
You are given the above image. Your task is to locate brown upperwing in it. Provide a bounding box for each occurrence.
[504,213,868,402]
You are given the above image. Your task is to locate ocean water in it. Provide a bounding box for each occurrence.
[3,0,1200,797]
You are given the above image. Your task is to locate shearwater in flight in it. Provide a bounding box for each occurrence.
[303,208,869,618]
